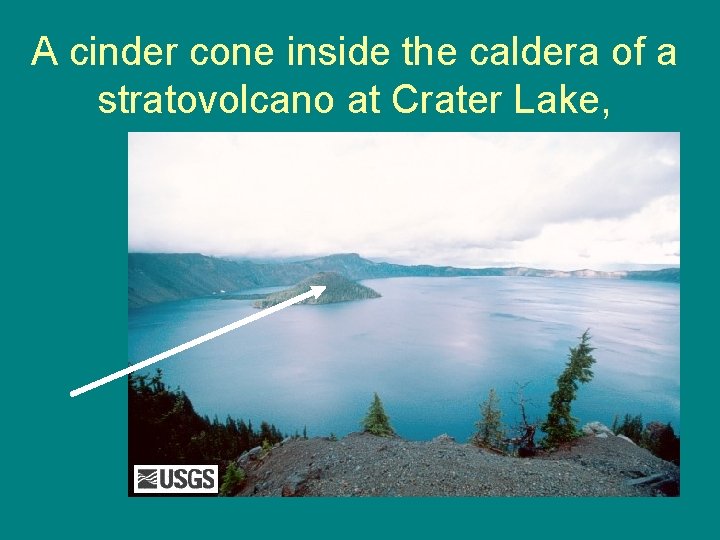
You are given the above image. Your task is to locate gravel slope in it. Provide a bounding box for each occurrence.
[237,432,679,497]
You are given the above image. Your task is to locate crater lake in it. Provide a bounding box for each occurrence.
[127,277,680,441]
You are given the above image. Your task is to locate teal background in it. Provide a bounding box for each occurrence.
[3,1,710,537]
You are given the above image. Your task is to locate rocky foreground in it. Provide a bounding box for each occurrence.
[236,424,679,497]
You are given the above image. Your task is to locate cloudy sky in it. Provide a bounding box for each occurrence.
[128,132,679,270]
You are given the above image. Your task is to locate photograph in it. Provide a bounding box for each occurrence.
[127,132,679,497]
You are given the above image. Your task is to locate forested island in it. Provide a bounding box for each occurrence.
[253,272,380,308]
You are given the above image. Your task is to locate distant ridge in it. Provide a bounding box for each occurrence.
[128,252,680,308]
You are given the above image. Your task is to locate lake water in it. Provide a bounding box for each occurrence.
[128,277,680,441]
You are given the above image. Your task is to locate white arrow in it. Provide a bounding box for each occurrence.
[70,285,327,398]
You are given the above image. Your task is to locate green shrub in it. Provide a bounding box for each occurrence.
[642,421,680,465]
[611,416,680,465]
[219,462,246,497]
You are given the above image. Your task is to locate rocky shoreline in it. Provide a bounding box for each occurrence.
[234,423,679,497]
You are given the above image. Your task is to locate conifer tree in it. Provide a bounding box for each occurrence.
[361,392,394,436]
[541,329,597,447]
[219,462,245,497]
[237,420,250,452]
[472,388,505,451]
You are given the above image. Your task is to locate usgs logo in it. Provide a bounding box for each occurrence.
[133,465,218,494]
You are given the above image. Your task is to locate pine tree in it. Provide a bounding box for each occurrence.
[614,413,644,443]
[541,329,597,447]
[237,420,250,452]
[361,392,394,436]
[260,421,272,443]
[472,388,505,451]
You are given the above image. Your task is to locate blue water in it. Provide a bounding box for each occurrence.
[128,277,680,441]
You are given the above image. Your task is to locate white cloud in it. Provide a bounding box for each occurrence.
[128,132,679,270]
